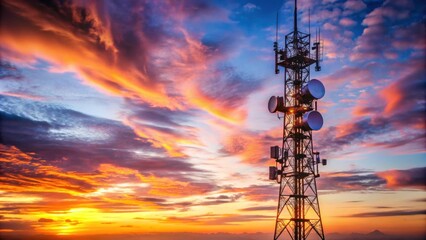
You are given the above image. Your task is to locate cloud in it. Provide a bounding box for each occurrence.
[160,213,273,225]
[222,184,277,201]
[0,0,170,106]
[122,100,203,158]
[328,230,425,240]
[0,144,99,195]
[319,167,426,191]
[0,96,205,177]
[65,219,79,225]
[339,17,356,27]
[346,209,426,217]
[0,93,226,217]
[343,0,367,12]
[319,170,387,191]
[322,57,425,153]
[0,143,217,215]
[316,117,393,154]
[38,218,54,223]
[0,0,254,124]
[190,66,260,123]
[0,220,33,231]
[321,66,373,90]
[377,167,426,190]
[0,61,23,80]
[318,58,425,155]
[239,206,276,211]
[192,194,242,206]
[350,0,422,61]
[413,198,426,202]
[220,127,281,165]
[120,225,133,228]
[0,92,44,101]
[378,58,425,116]
[243,3,260,12]
[391,21,425,51]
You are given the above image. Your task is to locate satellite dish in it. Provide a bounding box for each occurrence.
[268,96,284,113]
[302,110,323,130]
[301,79,325,102]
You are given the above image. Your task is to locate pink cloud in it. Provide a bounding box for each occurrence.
[339,17,356,27]
[350,0,417,61]
[321,66,373,90]
[377,167,426,190]
[343,0,367,11]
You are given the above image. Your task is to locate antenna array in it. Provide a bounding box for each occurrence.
[268,0,326,239]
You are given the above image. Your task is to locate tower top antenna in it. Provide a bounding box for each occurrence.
[294,0,298,32]
[276,11,279,43]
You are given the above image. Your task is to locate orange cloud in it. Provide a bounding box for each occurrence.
[221,127,281,165]
[0,145,99,195]
[1,1,151,108]
[97,164,214,197]
[379,82,402,115]
[0,144,215,218]
[377,168,426,190]
[0,0,257,160]
[0,0,251,126]
[122,117,200,158]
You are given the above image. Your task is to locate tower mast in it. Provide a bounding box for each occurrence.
[268,0,326,239]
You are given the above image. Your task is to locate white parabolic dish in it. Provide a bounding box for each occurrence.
[302,79,325,100]
[302,110,323,130]
[268,96,279,113]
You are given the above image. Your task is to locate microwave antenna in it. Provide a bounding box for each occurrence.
[268,0,326,239]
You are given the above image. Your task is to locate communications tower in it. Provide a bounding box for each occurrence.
[268,0,326,239]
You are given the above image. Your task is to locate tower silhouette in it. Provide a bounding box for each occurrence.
[268,0,326,239]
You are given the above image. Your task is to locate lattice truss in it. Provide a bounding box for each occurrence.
[272,29,325,240]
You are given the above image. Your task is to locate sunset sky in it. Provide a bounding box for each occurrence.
[0,0,425,239]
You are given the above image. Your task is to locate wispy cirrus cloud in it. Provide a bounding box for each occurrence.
[0,96,204,177]
[0,0,255,125]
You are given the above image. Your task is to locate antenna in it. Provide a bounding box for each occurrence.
[294,0,298,32]
[312,27,322,71]
[274,11,280,74]
[268,0,326,239]
[276,11,279,43]
[315,27,317,43]
[319,27,321,43]
[309,8,311,35]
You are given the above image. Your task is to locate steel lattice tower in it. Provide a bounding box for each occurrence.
[268,0,326,239]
